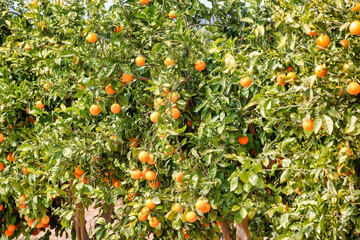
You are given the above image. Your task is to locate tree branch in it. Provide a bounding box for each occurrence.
[189,23,227,29]
[133,76,151,81]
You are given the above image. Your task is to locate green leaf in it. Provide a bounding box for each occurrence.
[322,115,333,135]
[313,116,322,134]
[63,148,72,158]
[239,171,249,183]
[230,177,239,192]
[280,170,290,183]
[208,164,217,178]
[345,116,357,133]
[105,63,117,77]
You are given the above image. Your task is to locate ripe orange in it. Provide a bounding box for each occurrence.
[187,120,192,127]
[340,40,349,48]
[169,10,177,19]
[339,147,352,157]
[24,43,31,52]
[40,216,50,225]
[0,133,4,142]
[148,179,160,189]
[295,188,303,195]
[139,0,150,5]
[315,65,327,77]
[75,165,85,175]
[238,136,248,145]
[115,25,122,33]
[141,207,150,216]
[135,56,145,66]
[194,61,206,71]
[7,224,16,232]
[35,100,44,110]
[19,203,27,210]
[5,229,14,237]
[171,108,180,119]
[0,162,4,171]
[186,212,197,223]
[172,203,182,212]
[141,168,149,178]
[167,92,178,102]
[347,82,360,95]
[145,199,156,209]
[164,57,174,67]
[74,170,82,179]
[307,31,318,36]
[105,84,115,95]
[276,74,287,85]
[149,217,159,228]
[131,169,142,180]
[145,171,156,181]
[316,35,330,48]
[0,204,3,211]
[337,164,351,176]
[111,103,121,114]
[7,152,14,162]
[89,104,100,116]
[240,77,252,87]
[164,144,174,155]
[302,119,314,131]
[147,154,156,165]
[202,203,211,213]
[113,180,120,188]
[154,98,164,108]
[176,172,183,182]
[138,213,148,221]
[349,21,360,35]
[195,200,206,212]
[353,2,359,12]
[86,32,97,43]
[287,72,296,83]
[122,73,133,83]
[138,151,150,162]
[31,0,38,5]
[22,166,29,175]
[150,112,159,123]
[44,83,51,90]
[19,195,26,205]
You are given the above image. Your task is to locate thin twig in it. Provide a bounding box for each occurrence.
[188,23,227,29]
[133,76,152,81]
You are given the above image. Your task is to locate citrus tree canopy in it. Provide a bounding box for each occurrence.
[0,0,360,239]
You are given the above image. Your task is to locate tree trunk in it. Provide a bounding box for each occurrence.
[74,202,90,240]
[220,220,235,240]
[95,203,115,228]
[235,217,250,240]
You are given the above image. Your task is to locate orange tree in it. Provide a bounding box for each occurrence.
[1,0,360,239]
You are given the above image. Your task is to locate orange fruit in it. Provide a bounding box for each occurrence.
[81,177,88,184]
[347,82,360,95]
[238,136,248,145]
[164,57,174,67]
[142,168,149,178]
[202,203,211,213]
[141,207,150,216]
[111,103,121,114]
[149,179,160,189]
[186,212,197,223]
[340,40,349,48]
[154,98,164,108]
[5,229,14,237]
[35,100,44,110]
[164,144,174,155]
[19,195,26,205]
[145,199,156,209]
[113,180,120,188]
[75,165,85,175]
[135,56,145,66]
[150,112,159,123]
[19,203,27,210]
[240,77,252,87]
[307,31,318,36]
[40,216,50,225]
[44,83,51,90]
[302,119,314,131]
[115,25,122,33]
[138,151,150,162]
[105,84,115,95]
[167,92,178,102]
[0,162,4,171]
[316,35,330,48]
[7,152,14,162]
[194,61,206,71]
[147,154,156,165]
[31,0,38,5]
[349,21,360,35]
[89,104,101,116]
[24,43,31,52]
[171,108,180,119]
[195,200,206,212]
[131,169,142,180]
[169,10,177,19]
[7,224,16,232]
[353,2,359,12]
[276,74,287,85]
[149,217,159,228]
[145,171,156,181]
[187,120,192,127]
[295,188,303,195]
[337,164,351,176]
[339,147,352,157]
[315,65,327,77]
[0,204,3,211]
[172,203,182,212]
[0,133,4,142]
[86,32,97,43]
[287,72,296,83]
[176,172,183,182]
[139,0,150,5]
[122,73,133,83]
[138,213,148,221]
[74,170,82,179]
[22,166,29,175]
